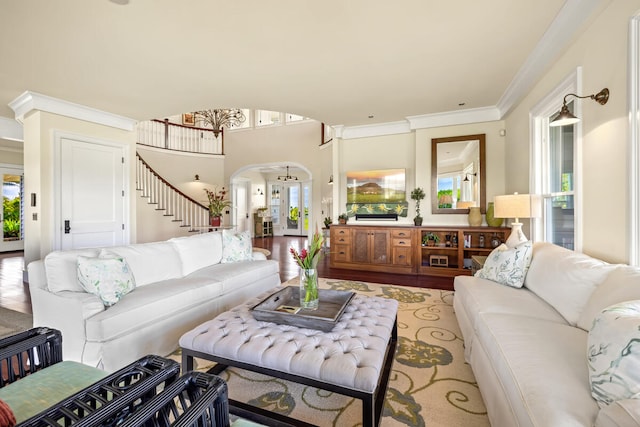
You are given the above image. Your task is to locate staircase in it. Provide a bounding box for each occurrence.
[136,152,209,231]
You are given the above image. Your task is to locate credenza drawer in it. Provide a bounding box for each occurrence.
[391,229,412,239]
[392,237,412,247]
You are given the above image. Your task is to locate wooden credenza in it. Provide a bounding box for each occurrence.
[330,225,416,275]
[329,224,510,278]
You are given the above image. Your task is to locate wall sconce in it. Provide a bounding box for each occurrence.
[194,174,200,181]
[328,175,333,185]
[256,188,264,196]
[463,172,477,182]
[549,88,609,127]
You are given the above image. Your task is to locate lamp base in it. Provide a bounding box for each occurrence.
[505,222,528,248]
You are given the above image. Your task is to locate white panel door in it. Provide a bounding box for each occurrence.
[59,138,126,250]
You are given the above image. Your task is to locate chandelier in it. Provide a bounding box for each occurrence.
[194,109,246,137]
[277,166,299,181]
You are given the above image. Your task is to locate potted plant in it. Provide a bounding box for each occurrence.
[411,187,426,226]
[204,186,232,226]
[422,232,440,247]
[338,213,349,224]
[323,216,332,228]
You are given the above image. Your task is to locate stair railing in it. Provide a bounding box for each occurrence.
[137,119,223,155]
[136,152,210,231]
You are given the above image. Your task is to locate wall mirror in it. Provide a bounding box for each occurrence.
[431,134,486,214]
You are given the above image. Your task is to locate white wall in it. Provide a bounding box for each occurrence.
[0,139,23,165]
[224,121,328,232]
[504,0,635,263]
[334,120,506,226]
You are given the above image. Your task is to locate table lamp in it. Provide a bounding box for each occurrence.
[493,193,541,248]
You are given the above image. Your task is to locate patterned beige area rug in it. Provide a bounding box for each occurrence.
[171,279,489,427]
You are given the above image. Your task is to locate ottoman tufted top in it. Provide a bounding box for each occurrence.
[179,288,398,392]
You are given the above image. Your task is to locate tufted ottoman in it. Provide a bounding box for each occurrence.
[179,286,398,427]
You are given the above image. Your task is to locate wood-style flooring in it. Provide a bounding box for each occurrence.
[0,236,453,316]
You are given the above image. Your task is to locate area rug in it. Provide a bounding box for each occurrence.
[0,307,33,339]
[170,279,488,427]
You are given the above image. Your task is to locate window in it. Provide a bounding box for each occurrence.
[542,113,576,249]
[530,70,581,251]
[256,110,282,127]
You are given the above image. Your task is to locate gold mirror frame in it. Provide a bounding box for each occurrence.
[431,134,486,214]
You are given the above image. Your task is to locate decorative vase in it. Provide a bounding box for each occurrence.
[485,202,503,227]
[414,217,423,226]
[210,216,221,227]
[299,268,319,310]
[468,207,482,226]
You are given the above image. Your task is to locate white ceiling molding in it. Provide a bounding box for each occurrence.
[336,106,501,140]
[496,0,608,117]
[407,106,501,130]
[9,91,137,131]
[0,116,23,142]
[335,121,411,140]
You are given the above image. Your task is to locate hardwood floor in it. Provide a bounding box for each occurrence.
[0,236,453,316]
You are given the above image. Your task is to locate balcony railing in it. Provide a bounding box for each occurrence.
[137,119,224,155]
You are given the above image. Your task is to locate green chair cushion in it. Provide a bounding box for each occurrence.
[0,361,108,423]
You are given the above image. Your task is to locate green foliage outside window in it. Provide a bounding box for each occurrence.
[3,197,20,238]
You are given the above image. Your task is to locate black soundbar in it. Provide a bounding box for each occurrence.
[355,213,399,221]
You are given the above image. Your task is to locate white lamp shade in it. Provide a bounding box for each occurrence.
[493,193,541,220]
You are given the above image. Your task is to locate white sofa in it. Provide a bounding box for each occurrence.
[27,231,281,371]
[454,242,640,427]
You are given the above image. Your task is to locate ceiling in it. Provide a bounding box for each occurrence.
[0,1,606,131]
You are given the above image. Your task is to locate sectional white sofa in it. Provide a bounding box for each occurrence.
[27,231,281,371]
[454,242,640,427]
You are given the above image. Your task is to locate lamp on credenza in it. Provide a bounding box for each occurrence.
[493,193,541,248]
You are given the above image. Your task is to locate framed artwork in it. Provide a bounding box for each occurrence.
[182,113,195,126]
[345,168,408,217]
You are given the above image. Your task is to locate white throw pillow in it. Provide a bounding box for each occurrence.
[474,241,533,288]
[578,266,640,331]
[588,300,640,407]
[77,255,136,306]
[170,232,223,276]
[102,241,183,286]
[44,249,101,293]
[525,242,615,326]
[221,230,252,263]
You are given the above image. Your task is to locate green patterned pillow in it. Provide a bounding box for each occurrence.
[77,255,136,306]
[588,300,640,406]
[221,230,253,263]
[474,241,533,288]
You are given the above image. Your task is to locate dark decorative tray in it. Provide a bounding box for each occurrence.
[250,286,355,332]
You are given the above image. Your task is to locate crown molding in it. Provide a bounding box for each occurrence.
[0,116,23,142]
[334,121,411,140]
[407,106,501,130]
[9,91,137,131]
[496,0,607,117]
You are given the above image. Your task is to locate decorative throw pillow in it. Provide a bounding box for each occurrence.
[588,300,640,406]
[77,255,136,306]
[474,240,533,288]
[221,230,253,263]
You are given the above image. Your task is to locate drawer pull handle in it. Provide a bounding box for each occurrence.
[399,241,405,245]
[398,255,405,259]
[339,251,345,255]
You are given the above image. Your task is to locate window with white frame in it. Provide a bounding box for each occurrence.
[255,110,282,127]
[530,70,582,251]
